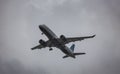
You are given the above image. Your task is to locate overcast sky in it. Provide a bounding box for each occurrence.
[0,0,120,74]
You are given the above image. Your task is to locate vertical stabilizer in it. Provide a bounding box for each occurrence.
[70,44,75,52]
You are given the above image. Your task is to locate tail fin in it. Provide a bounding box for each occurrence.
[70,44,75,52]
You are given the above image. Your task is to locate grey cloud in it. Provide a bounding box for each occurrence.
[0,58,47,74]
[82,58,120,74]
[0,0,120,74]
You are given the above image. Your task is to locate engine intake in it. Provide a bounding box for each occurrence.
[39,39,46,46]
[60,35,67,42]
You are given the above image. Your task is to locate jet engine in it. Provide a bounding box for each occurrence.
[39,39,46,46]
[60,35,67,42]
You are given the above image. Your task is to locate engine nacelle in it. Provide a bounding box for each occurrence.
[60,35,67,42]
[39,39,46,46]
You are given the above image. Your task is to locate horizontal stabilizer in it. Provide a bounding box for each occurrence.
[31,47,38,50]
[63,52,86,59]
[73,52,86,55]
[31,45,44,50]
[63,55,69,58]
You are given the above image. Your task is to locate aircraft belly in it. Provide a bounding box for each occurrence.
[57,44,73,56]
[59,47,69,55]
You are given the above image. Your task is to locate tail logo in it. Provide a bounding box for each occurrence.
[70,44,75,52]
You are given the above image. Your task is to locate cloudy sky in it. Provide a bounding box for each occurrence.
[0,0,120,74]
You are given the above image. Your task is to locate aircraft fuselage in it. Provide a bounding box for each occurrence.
[39,25,75,58]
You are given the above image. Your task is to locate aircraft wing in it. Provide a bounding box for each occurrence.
[31,45,44,50]
[65,35,96,44]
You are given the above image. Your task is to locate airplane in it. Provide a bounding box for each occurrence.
[31,24,96,58]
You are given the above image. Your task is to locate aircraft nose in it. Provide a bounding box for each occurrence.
[39,25,44,30]
[39,25,42,28]
[39,24,46,29]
